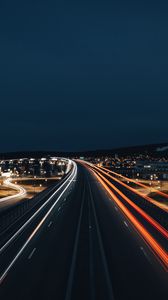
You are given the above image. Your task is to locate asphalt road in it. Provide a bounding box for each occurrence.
[0,162,168,300]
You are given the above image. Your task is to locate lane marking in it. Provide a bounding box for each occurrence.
[140,246,148,258]
[48,221,53,228]
[124,221,128,228]
[87,179,115,300]
[65,183,85,300]
[28,248,36,260]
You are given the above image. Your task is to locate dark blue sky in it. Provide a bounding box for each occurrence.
[0,0,168,152]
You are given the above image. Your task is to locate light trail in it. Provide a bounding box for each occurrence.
[91,166,168,239]
[99,165,168,199]
[78,160,168,240]
[92,164,168,212]
[0,160,77,255]
[0,160,77,284]
[0,178,27,203]
[89,167,168,270]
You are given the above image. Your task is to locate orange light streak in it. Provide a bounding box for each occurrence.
[91,168,168,269]
[90,167,168,240]
[92,165,168,213]
[99,165,168,199]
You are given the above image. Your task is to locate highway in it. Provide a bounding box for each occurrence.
[0,160,168,300]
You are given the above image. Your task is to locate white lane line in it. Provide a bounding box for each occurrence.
[140,246,149,259]
[28,248,36,260]
[0,161,76,255]
[124,221,128,228]
[114,206,118,211]
[87,180,114,299]
[58,206,61,211]
[48,221,53,228]
[65,184,85,300]
[0,162,77,284]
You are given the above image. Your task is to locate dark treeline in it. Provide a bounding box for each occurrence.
[0,142,167,160]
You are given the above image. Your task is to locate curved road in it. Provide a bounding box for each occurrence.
[0,178,27,209]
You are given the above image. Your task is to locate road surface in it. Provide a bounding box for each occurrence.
[0,161,168,300]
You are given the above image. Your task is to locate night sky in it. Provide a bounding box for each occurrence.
[0,1,168,152]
